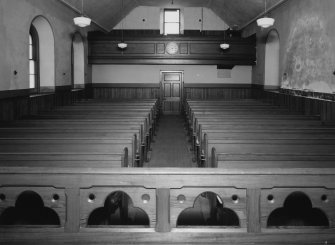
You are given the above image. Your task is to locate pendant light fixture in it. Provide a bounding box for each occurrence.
[73,0,91,28]
[118,0,127,49]
[220,29,230,50]
[257,0,275,28]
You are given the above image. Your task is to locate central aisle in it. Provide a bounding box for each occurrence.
[145,115,196,167]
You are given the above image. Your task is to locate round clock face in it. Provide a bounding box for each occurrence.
[166,42,179,55]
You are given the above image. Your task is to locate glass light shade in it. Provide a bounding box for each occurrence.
[73,16,91,27]
[220,43,230,50]
[118,42,128,49]
[257,17,275,28]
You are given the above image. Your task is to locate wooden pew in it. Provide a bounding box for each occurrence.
[184,99,273,114]
[0,97,160,165]
[0,153,126,168]
[0,99,160,232]
[0,128,140,139]
[184,99,312,130]
[192,124,335,162]
[18,99,158,149]
[51,107,157,127]
[0,122,150,164]
[192,118,325,147]
[26,113,157,145]
[206,139,335,167]
[0,127,153,165]
[0,138,137,167]
[41,109,154,120]
[214,153,335,169]
[25,115,156,149]
[187,109,303,136]
[186,99,335,176]
[194,118,321,134]
[186,113,320,139]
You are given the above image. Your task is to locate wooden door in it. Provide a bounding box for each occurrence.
[161,71,183,115]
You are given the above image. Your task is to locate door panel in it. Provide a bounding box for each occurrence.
[172,83,180,97]
[164,83,171,97]
[161,72,183,115]
[164,73,180,81]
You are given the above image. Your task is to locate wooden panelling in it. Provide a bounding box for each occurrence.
[88,30,256,65]
[0,87,86,121]
[185,84,252,100]
[92,83,160,100]
[179,43,188,54]
[260,187,335,230]
[28,93,55,115]
[156,43,165,54]
[253,86,335,124]
[190,43,220,54]
[0,88,33,99]
[1,168,335,244]
[170,187,247,229]
[80,187,156,228]
[0,186,66,226]
[91,42,156,55]
[0,96,29,121]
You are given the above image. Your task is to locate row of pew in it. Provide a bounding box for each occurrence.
[0,97,335,243]
[0,99,159,168]
[184,99,335,169]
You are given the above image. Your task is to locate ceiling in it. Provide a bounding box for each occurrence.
[60,0,286,32]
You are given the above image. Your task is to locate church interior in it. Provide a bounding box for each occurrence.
[0,0,335,244]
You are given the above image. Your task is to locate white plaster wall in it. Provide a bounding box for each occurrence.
[0,0,93,91]
[92,65,252,84]
[243,0,335,93]
[73,33,85,87]
[114,6,228,31]
[264,30,280,88]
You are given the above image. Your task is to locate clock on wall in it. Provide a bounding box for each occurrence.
[165,42,179,55]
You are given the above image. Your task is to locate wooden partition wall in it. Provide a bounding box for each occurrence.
[90,83,253,101]
[0,87,86,121]
[91,83,160,100]
[0,168,334,244]
[185,84,252,100]
[253,86,335,124]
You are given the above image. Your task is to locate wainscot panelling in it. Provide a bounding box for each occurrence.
[92,83,160,100]
[252,86,335,124]
[0,88,33,121]
[184,84,253,100]
[0,86,86,121]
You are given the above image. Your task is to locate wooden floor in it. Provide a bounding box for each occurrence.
[145,115,196,168]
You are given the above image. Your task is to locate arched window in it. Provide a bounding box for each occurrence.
[72,33,85,89]
[29,26,39,92]
[30,16,55,93]
[264,29,280,89]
